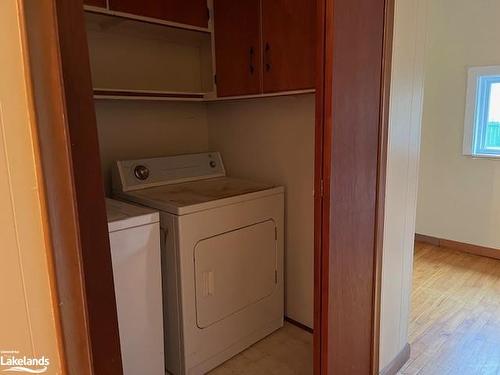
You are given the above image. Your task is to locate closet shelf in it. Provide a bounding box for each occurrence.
[93,89,207,102]
[84,6,212,34]
[93,88,316,102]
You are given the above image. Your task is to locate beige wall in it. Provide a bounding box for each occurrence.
[95,95,315,327]
[0,0,61,372]
[96,100,209,192]
[86,13,212,93]
[416,0,500,249]
[207,95,315,328]
[380,0,427,370]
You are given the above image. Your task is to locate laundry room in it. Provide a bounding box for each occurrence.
[84,1,316,374]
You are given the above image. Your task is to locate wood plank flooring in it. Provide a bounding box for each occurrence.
[400,241,500,374]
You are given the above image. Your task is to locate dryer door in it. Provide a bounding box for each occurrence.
[194,220,278,329]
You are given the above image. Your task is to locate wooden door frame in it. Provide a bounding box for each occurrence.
[18,0,122,373]
[18,0,395,373]
[314,0,395,374]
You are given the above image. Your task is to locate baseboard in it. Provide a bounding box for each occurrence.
[379,343,410,375]
[415,234,500,261]
[284,316,313,334]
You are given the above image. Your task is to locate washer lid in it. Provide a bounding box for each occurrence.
[106,198,159,232]
[114,177,284,215]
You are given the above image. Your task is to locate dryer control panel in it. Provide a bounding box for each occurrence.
[113,152,226,192]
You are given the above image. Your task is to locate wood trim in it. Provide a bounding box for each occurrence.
[372,0,396,373]
[20,0,123,373]
[315,0,395,373]
[94,89,205,99]
[379,343,410,375]
[285,317,314,334]
[206,89,316,102]
[93,89,316,102]
[414,233,440,246]
[415,234,500,261]
[19,1,92,373]
[313,0,331,373]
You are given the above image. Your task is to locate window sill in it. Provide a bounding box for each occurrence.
[464,153,500,160]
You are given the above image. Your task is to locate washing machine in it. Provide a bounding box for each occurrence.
[105,198,164,375]
[112,152,284,375]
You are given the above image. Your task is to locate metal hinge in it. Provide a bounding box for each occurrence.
[214,74,217,84]
[275,270,278,284]
[207,7,210,21]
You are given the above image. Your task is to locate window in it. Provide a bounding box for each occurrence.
[464,66,500,157]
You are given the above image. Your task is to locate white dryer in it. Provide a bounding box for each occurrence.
[112,152,284,375]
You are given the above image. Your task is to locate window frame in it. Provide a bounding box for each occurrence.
[463,65,500,158]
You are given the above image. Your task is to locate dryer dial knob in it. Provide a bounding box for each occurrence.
[134,165,150,180]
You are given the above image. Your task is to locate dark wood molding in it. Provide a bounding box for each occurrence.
[415,234,500,261]
[19,1,92,373]
[372,0,396,373]
[285,317,314,334]
[313,0,331,373]
[19,0,123,373]
[379,343,410,375]
[414,233,440,246]
[93,89,205,99]
[314,0,395,373]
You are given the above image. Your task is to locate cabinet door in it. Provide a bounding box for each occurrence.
[214,0,262,97]
[262,0,316,93]
[109,0,164,19]
[84,0,107,8]
[165,0,208,28]
[109,0,208,27]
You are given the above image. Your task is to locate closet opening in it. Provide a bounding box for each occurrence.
[18,0,393,374]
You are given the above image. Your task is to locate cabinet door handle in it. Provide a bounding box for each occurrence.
[249,46,255,75]
[265,42,271,72]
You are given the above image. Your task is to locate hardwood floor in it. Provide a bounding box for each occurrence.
[400,241,500,374]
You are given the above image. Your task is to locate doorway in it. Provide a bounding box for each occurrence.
[17,0,393,374]
[381,0,500,374]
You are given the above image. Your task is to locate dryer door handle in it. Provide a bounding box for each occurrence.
[202,271,215,297]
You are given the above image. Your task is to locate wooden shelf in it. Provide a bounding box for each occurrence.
[205,89,316,102]
[93,89,207,102]
[93,88,315,102]
[84,6,212,34]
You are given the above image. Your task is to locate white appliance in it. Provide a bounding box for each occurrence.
[112,152,284,375]
[106,198,165,375]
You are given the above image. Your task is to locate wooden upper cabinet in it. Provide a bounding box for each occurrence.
[165,0,208,28]
[84,0,107,8]
[214,0,262,97]
[109,0,209,28]
[261,0,316,93]
[109,0,164,19]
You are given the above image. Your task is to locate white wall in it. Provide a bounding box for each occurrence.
[95,100,209,192]
[380,0,427,370]
[416,0,500,249]
[207,95,315,328]
[86,13,212,92]
[0,0,61,371]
